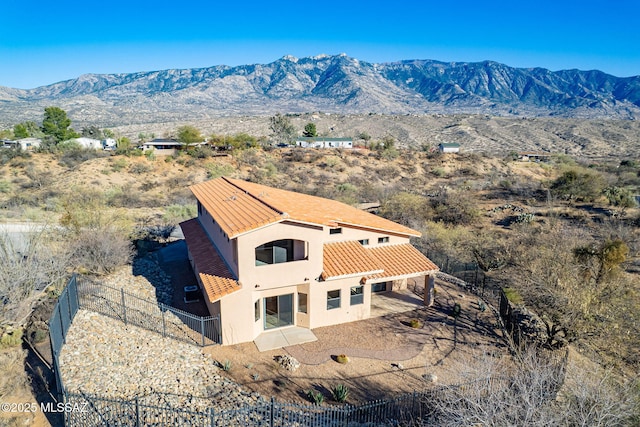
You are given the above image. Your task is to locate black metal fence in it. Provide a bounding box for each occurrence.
[49,274,80,397]
[76,278,221,346]
[63,390,436,426]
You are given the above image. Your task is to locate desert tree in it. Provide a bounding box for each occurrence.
[177,125,203,144]
[303,122,317,137]
[269,113,296,144]
[41,106,78,143]
[573,238,629,285]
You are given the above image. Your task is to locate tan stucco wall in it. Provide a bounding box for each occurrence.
[323,226,411,247]
[237,222,324,289]
[308,277,371,329]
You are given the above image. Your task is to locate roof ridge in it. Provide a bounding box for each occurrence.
[222,177,289,218]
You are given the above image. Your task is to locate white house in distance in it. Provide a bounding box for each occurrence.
[141,139,205,156]
[295,137,353,149]
[72,137,103,150]
[438,142,460,153]
[2,138,42,151]
[180,177,439,347]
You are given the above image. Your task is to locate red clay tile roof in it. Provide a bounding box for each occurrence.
[189,177,420,238]
[180,218,241,303]
[322,241,384,280]
[365,243,439,282]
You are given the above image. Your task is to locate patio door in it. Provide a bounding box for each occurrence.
[264,294,293,330]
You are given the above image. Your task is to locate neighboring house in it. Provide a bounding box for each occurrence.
[518,152,551,162]
[295,137,353,149]
[2,138,42,151]
[181,177,439,346]
[438,143,460,153]
[102,138,117,150]
[141,139,205,156]
[73,137,103,150]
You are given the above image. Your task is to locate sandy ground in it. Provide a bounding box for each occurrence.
[203,279,511,404]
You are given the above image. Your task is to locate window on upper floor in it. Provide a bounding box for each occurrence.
[329,227,342,235]
[358,239,369,246]
[378,236,389,244]
[255,239,308,266]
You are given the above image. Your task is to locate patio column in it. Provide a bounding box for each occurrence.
[424,274,435,307]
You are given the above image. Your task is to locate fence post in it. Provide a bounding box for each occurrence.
[57,303,66,343]
[73,274,81,310]
[161,304,166,338]
[135,396,140,427]
[209,406,215,427]
[270,396,275,427]
[121,288,127,325]
[201,317,205,347]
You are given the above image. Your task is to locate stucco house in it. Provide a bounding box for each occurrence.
[180,177,439,346]
[295,137,353,149]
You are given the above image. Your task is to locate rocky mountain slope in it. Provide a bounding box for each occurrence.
[1,54,639,127]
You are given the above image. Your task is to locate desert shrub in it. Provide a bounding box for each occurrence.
[409,319,422,328]
[128,162,153,174]
[0,327,23,349]
[69,229,134,275]
[431,167,446,177]
[306,390,324,405]
[187,145,215,158]
[331,384,349,403]
[503,287,524,305]
[550,167,604,202]
[206,162,235,179]
[380,192,429,227]
[163,204,197,224]
[58,146,106,168]
[0,180,11,193]
[236,148,261,166]
[110,157,128,172]
[0,148,30,166]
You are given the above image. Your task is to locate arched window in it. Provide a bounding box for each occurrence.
[255,239,307,266]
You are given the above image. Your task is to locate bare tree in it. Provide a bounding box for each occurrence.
[0,227,70,324]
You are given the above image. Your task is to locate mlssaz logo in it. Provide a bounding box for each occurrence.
[41,402,88,413]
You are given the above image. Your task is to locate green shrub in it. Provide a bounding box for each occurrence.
[163,204,196,224]
[221,360,232,371]
[0,180,11,193]
[409,319,422,328]
[206,162,235,179]
[331,384,349,403]
[0,328,23,348]
[503,287,524,305]
[306,390,324,405]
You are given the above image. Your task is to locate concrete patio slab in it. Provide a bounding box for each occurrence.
[254,326,317,352]
[370,289,424,318]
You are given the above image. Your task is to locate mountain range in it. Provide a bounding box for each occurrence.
[1,54,639,127]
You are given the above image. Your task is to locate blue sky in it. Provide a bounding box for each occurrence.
[2,0,639,89]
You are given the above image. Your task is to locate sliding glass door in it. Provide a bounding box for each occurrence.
[263,294,294,330]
